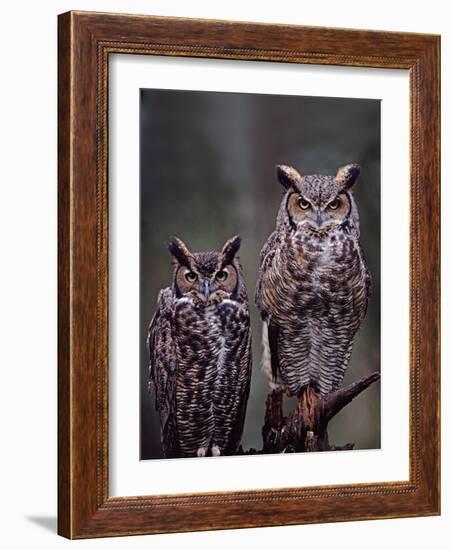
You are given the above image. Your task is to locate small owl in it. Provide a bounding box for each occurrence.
[148,235,252,458]
[256,164,371,397]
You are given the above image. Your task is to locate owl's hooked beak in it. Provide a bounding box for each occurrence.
[203,280,211,300]
[315,210,324,227]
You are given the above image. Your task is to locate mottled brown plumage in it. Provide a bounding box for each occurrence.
[148,236,252,458]
[256,164,371,397]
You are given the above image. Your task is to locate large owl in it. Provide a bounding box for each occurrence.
[255,164,371,397]
[148,235,252,458]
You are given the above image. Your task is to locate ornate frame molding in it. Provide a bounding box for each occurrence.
[58,11,440,538]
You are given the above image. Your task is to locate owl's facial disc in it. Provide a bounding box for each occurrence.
[176,267,212,303]
[287,192,351,231]
[175,264,238,304]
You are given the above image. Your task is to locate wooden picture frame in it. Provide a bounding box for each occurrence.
[58,11,440,539]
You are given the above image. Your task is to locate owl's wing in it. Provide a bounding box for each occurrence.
[225,318,252,455]
[147,288,179,458]
[255,230,279,319]
[255,231,283,382]
[363,262,372,318]
[357,241,372,320]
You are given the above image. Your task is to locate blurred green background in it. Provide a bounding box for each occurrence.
[140,89,381,459]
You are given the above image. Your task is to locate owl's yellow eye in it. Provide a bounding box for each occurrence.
[185,271,198,283]
[329,198,340,210]
[298,197,310,210]
[216,270,228,282]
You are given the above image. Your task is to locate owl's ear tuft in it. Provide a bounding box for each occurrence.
[167,236,192,267]
[221,235,241,267]
[335,164,361,190]
[276,164,302,191]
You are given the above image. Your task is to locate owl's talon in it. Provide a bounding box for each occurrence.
[196,447,208,457]
[211,445,221,457]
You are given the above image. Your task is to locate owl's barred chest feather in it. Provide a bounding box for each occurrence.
[292,231,363,298]
[173,298,246,365]
[173,297,250,456]
[260,227,369,396]
[265,230,364,308]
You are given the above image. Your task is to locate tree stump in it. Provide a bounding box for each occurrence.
[262,372,380,453]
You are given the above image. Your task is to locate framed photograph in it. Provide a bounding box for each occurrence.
[58,11,440,538]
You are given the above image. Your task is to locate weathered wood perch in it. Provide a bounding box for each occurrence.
[261,371,381,453]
